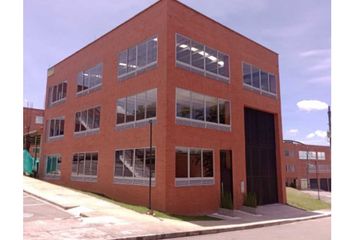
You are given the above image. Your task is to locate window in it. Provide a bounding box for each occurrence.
[299,151,308,160]
[308,151,317,160]
[317,152,326,160]
[72,152,98,177]
[35,116,43,124]
[218,99,230,125]
[176,88,231,128]
[176,88,191,118]
[191,92,205,121]
[175,147,214,185]
[114,148,156,180]
[48,82,67,106]
[242,63,252,85]
[46,155,61,176]
[243,62,277,95]
[77,63,103,93]
[48,118,65,138]
[74,107,100,133]
[116,89,157,125]
[118,36,158,78]
[176,33,230,82]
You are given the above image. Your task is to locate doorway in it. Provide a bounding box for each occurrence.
[220,150,233,209]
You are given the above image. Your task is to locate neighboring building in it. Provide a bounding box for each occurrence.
[40,0,286,215]
[23,107,44,158]
[283,140,331,191]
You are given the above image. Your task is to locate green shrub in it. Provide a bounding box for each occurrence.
[243,192,257,208]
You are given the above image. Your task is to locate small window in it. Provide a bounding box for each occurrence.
[46,155,61,176]
[117,98,126,124]
[147,37,158,64]
[205,46,218,74]
[146,89,157,119]
[72,152,98,177]
[118,50,128,76]
[124,149,134,177]
[317,152,326,160]
[218,99,230,125]
[137,42,147,68]
[251,66,260,88]
[127,47,137,73]
[175,148,188,178]
[205,96,218,123]
[191,92,205,121]
[35,116,43,124]
[217,52,229,78]
[176,34,191,64]
[190,149,202,178]
[261,71,269,91]
[202,150,213,177]
[191,41,204,70]
[48,118,64,138]
[176,88,191,118]
[126,96,136,123]
[269,74,276,94]
[135,92,146,121]
[243,63,252,85]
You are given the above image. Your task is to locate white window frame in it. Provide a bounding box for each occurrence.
[48,117,65,139]
[71,151,99,180]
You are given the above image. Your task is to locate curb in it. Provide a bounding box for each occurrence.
[23,190,78,210]
[113,214,331,240]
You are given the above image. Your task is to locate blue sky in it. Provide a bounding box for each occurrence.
[24,0,331,145]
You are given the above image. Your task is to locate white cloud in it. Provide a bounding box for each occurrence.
[297,100,328,111]
[308,57,331,71]
[288,129,299,134]
[306,130,327,139]
[299,48,330,58]
[308,75,331,84]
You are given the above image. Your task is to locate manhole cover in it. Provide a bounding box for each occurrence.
[24,213,34,218]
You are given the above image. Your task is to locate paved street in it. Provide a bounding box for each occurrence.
[168,217,331,240]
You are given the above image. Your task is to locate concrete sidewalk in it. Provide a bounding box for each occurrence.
[23,176,331,240]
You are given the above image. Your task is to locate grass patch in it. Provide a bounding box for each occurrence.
[84,191,220,221]
[286,187,331,211]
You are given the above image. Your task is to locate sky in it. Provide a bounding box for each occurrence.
[24,0,331,146]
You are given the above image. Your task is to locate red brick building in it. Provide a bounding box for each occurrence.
[40,0,286,215]
[23,107,44,158]
[283,140,331,191]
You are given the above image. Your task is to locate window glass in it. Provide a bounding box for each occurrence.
[176,88,191,118]
[54,119,60,136]
[137,42,147,68]
[308,151,317,159]
[175,148,188,178]
[205,96,218,123]
[205,46,218,74]
[146,89,157,118]
[191,92,204,121]
[80,110,87,131]
[191,41,204,70]
[217,52,229,77]
[52,85,58,102]
[62,82,67,98]
[59,119,64,135]
[35,116,43,124]
[126,96,135,123]
[317,152,326,160]
[91,153,98,175]
[77,72,84,92]
[219,99,230,125]
[269,74,276,94]
[299,151,308,160]
[145,148,155,178]
[202,150,213,177]
[135,149,145,177]
[127,47,137,73]
[190,149,202,177]
[124,149,134,177]
[89,64,102,88]
[72,154,78,175]
[135,92,146,121]
[261,71,269,91]
[115,151,124,176]
[176,34,191,64]
[118,50,128,76]
[251,66,260,88]
[147,37,158,64]
[117,98,126,124]
[75,112,81,132]
[93,107,100,129]
[243,63,252,85]
[87,109,94,129]
[83,71,89,90]
[84,153,92,175]
[50,120,54,136]
[58,83,63,99]
[78,153,85,175]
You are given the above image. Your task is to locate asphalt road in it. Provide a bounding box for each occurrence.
[168,217,331,240]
